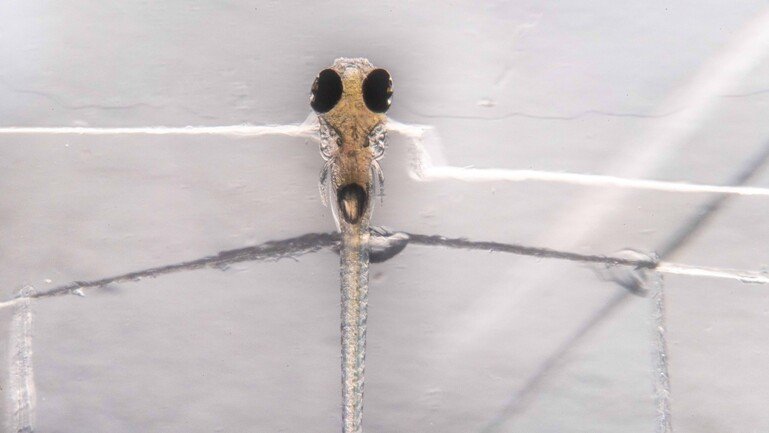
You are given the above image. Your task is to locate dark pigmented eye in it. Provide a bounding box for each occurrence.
[362,68,392,113]
[310,69,343,113]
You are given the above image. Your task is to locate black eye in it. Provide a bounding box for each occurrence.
[310,69,343,113]
[362,68,392,113]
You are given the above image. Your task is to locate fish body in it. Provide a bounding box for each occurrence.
[311,58,392,433]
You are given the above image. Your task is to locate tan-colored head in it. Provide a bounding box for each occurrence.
[311,58,393,225]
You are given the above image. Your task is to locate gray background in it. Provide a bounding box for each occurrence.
[2,1,769,432]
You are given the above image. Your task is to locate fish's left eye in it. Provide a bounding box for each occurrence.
[362,69,392,113]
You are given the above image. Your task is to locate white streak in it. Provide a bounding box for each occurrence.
[0,298,24,310]
[649,274,673,433]
[657,262,769,284]
[0,122,317,138]
[3,115,768,197]
[390,119,769,198]
[7,286,36,433]
[421,166,769,197]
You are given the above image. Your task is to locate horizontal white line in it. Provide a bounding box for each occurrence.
[1,120,767,198]
[386,121,769,197]
[656,262,769,284]
[422,166,769,197]
[0,123,316,137]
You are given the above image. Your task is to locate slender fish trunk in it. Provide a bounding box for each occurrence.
[339,221,370,433]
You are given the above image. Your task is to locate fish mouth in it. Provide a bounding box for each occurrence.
[336,183,368,225]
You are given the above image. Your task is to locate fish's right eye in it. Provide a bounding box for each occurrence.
[310,69,343,113]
